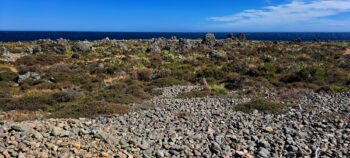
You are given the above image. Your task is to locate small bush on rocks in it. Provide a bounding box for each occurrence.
[282,64,326,83]
[197,67,226,83]
[233,98,288,114]
[150,77,188,87]
[210,84,228,95]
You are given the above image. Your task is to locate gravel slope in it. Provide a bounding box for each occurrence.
[1,86,349,158]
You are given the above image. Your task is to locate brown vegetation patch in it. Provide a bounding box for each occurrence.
[0,64,18,73]
[12,89,59,99]
[103,75,128,84]
[0,110,47,122]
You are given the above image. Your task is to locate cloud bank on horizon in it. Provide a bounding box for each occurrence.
[207,0,350,32]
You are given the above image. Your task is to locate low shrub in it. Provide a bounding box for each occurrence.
[233,98,289,114]
[50,100,129,118]
[0,68,17,82]
[197,67,226,82]
[16,54,64,66]
[0,96,56,111]
[316,85,346,93]
[95,80,151,104]
[52,92,75,102]
[210,84,228,95]
[136,69,153,81]
[282,64,326,83]
[150,77,188,87]
[224,74,244,90]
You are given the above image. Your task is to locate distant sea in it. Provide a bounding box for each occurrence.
[1,31,350,42]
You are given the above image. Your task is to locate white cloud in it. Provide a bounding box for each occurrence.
[208,0,350,31]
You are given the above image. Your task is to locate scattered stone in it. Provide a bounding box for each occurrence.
[0,86,349,157]
[32,131,43,140]
[10,125,25,132]
[51,127,63,136]
[146,43,161,54]
[258,148,270,158]
[264,126,274,133]
[154,150,165,158]
[207,50,227,60]
[0,47,23,62]
[72,41,92,53]
[16,72,41,83]
[202,33,216,46]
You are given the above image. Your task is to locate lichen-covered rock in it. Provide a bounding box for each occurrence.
[114,42,128,52]
[0,47,23,62]
[146,43,161,54]
[202,33,216,46]
[207,50,227,60]
[178,38,193,51]
[72,41,92,53]
[16,72,41,83]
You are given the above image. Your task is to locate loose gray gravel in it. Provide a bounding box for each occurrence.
[0,86,349,158]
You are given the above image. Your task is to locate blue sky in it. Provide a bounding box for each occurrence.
[1,0,350,32]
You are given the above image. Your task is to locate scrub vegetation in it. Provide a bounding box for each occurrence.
[1,35,349,119]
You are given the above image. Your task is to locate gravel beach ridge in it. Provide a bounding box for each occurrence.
[1,86,349,158]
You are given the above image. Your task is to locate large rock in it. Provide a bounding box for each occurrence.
[258,148,270,158]
[202,33,216,46]
[0,47,22,62]
[72,41,92,53]
[51,127,63,136]
[207,50,227,60]
[16,72,41,83]
[114,42,128,52]
[178,38,193,51]
[146,44,161,54]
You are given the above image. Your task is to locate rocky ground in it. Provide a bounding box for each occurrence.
[0,86,349,158]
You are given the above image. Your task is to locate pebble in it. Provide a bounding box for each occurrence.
[258,148,270,158]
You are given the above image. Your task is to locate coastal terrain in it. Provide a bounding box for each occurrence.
[0,34,349,157]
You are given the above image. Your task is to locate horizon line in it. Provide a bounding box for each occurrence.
[1,30,350,33]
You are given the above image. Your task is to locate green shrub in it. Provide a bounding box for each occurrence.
[95,80,151,104]
[106,58,122,74]
[210,84,228,95]
[0,96,56,111]
[197,67,225,82]
[233,98,288,114]
[282,64,326,83]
